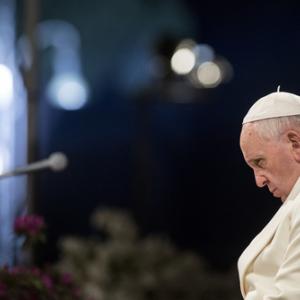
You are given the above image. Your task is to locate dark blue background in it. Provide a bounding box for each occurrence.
[33,0,300,269]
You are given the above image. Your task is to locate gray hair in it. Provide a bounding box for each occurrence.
[251,115,300,140]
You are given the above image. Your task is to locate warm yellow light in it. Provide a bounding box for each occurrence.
[196,61,222,87]
[171,48,196,75]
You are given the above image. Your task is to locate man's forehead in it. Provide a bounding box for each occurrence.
[240,123,257,142]
[240,124,269,154]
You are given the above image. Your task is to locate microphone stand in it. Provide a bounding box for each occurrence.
[0,152,68,267]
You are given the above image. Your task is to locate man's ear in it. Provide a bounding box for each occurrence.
[287,130,300,162]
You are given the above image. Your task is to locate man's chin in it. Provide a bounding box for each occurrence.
[279,194,287,202]
[271,189,283,200]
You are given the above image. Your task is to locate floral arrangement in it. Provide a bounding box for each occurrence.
[0,215,85,300]
[1,210,241,300]
[57,209,241,300]
[14,215,46,245]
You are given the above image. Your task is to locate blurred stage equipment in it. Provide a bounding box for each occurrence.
[39,20,89,110]
[19,20,89,110]
[0,1,81,266]
[0,152,68,178]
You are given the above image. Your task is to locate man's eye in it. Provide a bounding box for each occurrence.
[254,159,264,168]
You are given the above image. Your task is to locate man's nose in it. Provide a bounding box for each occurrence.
[254,172,267,188]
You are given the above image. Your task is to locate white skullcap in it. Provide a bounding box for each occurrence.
[243,91,300,124]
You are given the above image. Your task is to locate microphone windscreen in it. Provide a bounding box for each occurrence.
[48,152,68,171]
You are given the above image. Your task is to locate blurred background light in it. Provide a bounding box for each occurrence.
[47,73,89,110]
[194,44,215,64]
[0,64,13,109]
[196,61,222,87]
[38,20,80,50]
[171,47,196,75]
[169,39,232,91]
[37,20,89,110]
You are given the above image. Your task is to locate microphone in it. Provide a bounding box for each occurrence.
[0,152,68,178]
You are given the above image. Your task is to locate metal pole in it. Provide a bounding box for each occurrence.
[23,0,39,214]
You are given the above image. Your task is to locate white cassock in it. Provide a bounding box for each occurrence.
[238,176,300,300]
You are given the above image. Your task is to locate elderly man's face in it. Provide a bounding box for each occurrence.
[240,123,299,201]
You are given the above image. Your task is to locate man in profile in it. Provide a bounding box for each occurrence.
[238,89,300,299]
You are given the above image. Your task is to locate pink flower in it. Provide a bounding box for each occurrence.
[14,215,45,238]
